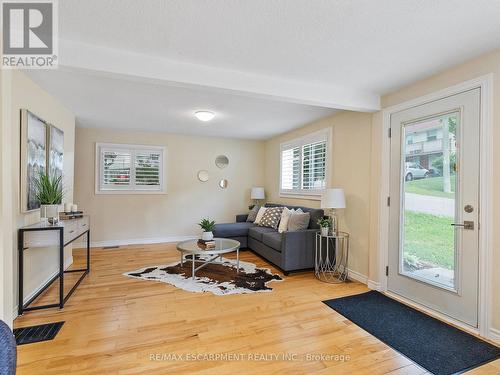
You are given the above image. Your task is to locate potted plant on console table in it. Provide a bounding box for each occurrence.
[198,218,216,241]
[34,171,63,225]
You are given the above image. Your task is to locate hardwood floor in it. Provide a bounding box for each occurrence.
[14,243,500,374]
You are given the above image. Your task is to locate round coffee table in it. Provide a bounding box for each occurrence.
[176,238,241,279]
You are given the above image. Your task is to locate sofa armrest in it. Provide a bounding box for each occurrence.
[236,214,248,223]
[282,229,319,271]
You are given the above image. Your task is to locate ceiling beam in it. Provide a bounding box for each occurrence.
[59,39,380,112]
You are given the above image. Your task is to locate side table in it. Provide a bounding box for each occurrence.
[315,231,349,283]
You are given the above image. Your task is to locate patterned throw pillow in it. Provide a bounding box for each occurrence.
[258,207,284,229]
[254,207,267,225]
[246,205,260,222]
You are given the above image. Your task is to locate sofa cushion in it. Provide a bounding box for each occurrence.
[258,207,283,229]
[265,203,323,229]
[287,212,311,231]
[246,205,260,222]
[248,226,276,241]
[214,222,255,238]
[262,232,283,252]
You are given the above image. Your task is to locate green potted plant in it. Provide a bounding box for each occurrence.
[34,171,64,225]
[317,217,331,237]
[198,218,216,241]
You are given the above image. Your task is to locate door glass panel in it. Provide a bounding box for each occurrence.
[401,112,459,290]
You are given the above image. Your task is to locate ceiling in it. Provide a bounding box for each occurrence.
[27,69,337,139]
[28,0,500,139]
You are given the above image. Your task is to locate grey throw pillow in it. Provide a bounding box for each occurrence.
[246,205,260,222]
[287,212,310,231]
[258,207,284,229]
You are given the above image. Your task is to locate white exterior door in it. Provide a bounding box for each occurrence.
[388,88,480,327]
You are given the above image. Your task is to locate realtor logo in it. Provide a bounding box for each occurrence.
[1,0,58,68]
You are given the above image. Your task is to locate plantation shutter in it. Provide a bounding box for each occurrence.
[281,146,300,190]
[97,144,165,193]
[134,150,161,189]
[279,129,329,196]
[101,149,132,189]
[302,140,326,190]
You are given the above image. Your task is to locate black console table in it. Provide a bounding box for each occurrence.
[18,216,90,315]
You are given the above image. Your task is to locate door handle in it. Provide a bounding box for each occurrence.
[451,221,474,230]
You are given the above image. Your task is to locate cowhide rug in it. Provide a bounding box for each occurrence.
[124,255,283,295]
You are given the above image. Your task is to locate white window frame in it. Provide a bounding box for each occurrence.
[95,143,166,194]
[279,128,331,200]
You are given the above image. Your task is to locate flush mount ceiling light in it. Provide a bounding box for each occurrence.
[194,111,215,122]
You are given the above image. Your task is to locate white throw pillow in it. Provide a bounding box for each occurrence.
[278,208,295,233]
[254,207,267,225]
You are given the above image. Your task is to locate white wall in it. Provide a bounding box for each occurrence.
[1,71,76,321]
[74,127,265,245]
[264,111,373,279]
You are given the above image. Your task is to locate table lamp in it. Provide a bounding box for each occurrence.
[321,188,346,235]
[251,187,265,208]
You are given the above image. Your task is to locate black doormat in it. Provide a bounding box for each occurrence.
[13,321,64,345]
[323,291,500,375]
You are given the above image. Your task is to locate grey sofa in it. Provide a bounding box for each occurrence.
[213,203,323,275]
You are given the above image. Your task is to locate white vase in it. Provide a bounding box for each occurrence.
[202,231,214,241]
[321,227,329,237]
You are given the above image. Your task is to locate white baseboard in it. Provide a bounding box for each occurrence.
[347,269,368,284]
[489,327,500,344]
[72,235,198,249]
[13,255,73,319]
[367,280,381,291]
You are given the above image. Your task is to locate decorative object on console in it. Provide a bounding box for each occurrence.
[198,218,216,241]
[34,171,64,225]
[250,186,265,208]
[125,256,282,295]
[197,170,209,182]
[321,188,346,236]
[317,217,332,237]
[215,155,229,169]
[59,211,84,220]
[258,206,283,229]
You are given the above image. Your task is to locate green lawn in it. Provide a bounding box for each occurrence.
[405,176,456,199]
[404,210,454,269]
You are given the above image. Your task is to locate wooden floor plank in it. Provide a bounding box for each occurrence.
[14,243,500,374]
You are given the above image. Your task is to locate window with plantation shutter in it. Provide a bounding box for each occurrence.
[96,143,165,193]
[280,129,329,197]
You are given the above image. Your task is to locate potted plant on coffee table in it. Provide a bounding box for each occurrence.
[317,217,331,237]
[198,218,216,241]
[34,171,64,225]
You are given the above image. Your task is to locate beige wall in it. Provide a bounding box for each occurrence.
[74,127,265,244]
[264,111,373,278]
[369,49,500,331]
[5,71,75,320]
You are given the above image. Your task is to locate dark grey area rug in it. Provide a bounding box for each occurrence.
[14,321,64,345]
[323,291,500,375]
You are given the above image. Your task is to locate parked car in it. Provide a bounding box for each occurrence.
[405,162,430,181]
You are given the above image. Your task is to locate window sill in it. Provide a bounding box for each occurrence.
[95,190,167,195]
[279,192,322,201]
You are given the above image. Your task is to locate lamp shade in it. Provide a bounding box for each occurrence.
[321,188,345,209]
[251,187,265,200]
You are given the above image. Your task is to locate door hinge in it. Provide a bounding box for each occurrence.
[387,196,390,206]
[388,127,392,138]
[386,266,389,276]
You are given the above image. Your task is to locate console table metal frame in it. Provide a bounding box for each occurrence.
[18,224,90,315]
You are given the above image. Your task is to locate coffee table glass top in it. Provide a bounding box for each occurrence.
[176,238,240,254]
